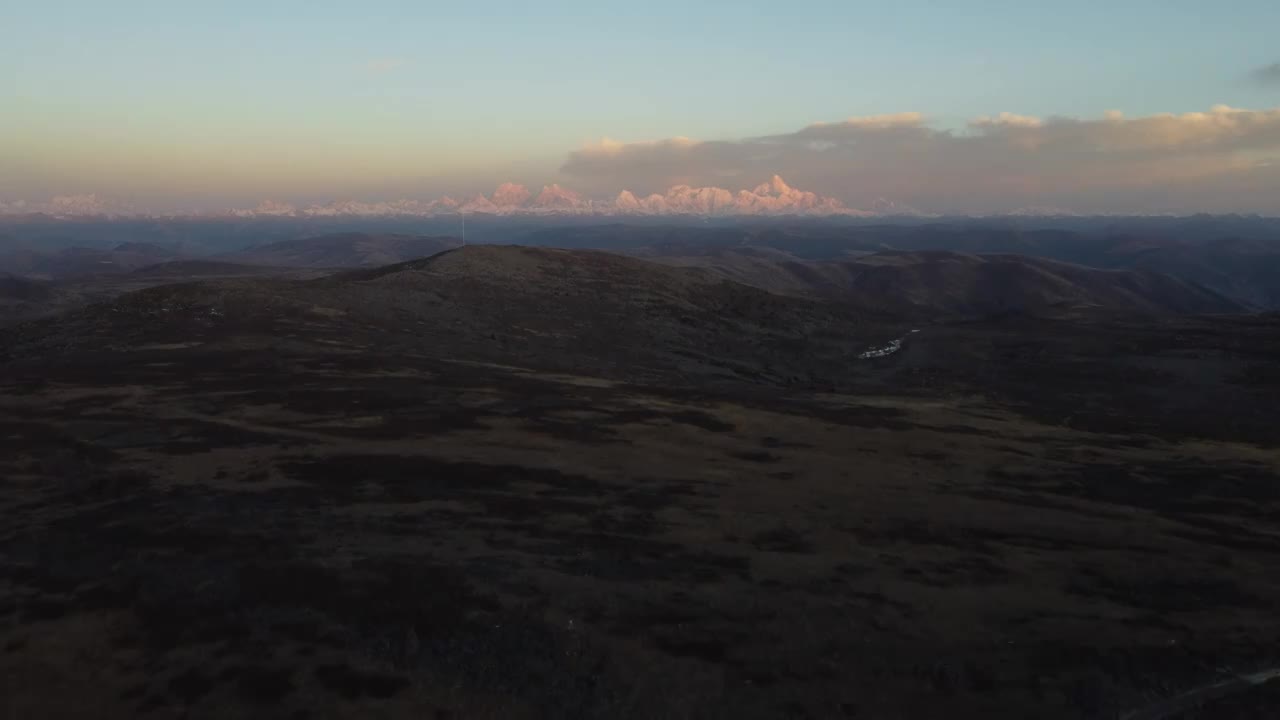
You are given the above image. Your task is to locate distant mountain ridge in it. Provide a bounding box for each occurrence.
[532,223,1280,309]
[1,220,1276,310]
[226,176,869,218]
[0,273,56,302]
[645,248,1245,317]
[0,242,183,279]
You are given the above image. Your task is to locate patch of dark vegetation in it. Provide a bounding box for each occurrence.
[1045,460,1280,514]
[917,424,1003,438]
[1172,677,1280,719]
[583,407,735,433]
[46,415,293,455]
[45,470,146,504]
[522,418,625,445]
[903,556,1012,586]
[849,590,917,615]
[1021,640,1278,717]
[136,692,168,714]
[759,435,812,449]
[167,668,215,703]
[313,663,408,699]
[664,410,736,433]
[156,420,298,454]
[238,557,493,639]
[733,450,782,463]
[589,508,661,536]
[277,453,606,508]
[0,420,122,465]
[343,408,492,439]
[750,525,814,554]
[965,482,1134,521]
[235,665,295,703]
[96,520,243,555]
[844,518,1157,556]
[19,596,69,621]
[74,581,132,609]
[616,481,699,511]
[1065,569,1263,612]
[652,630,730,663]
[1163,515,1280,553]
[800,404,916,430]
[56,470,153,500]
[1229,363,1280,388]
[843,521,977,550]
[547,531,752,583]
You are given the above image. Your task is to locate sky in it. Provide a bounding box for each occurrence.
[4,0,1280,214]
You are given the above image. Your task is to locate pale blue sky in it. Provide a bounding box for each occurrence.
[3,0,1279,210]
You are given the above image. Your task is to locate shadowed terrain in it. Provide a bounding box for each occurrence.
[220,233,463,268]
[1,244,1278,719]
[0,261,331,328]
[640,248,1244,317]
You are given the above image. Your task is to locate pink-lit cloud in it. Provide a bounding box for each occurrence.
[561,106,1280,213]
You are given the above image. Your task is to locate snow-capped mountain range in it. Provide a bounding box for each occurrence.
[232,176,880,219]
[2,177,930,219]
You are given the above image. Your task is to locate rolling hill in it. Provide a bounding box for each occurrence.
[0,273,56,302]
[129,259,295,278]
[220,232,462,268]
[0,242,184,279]
[1,245,900,388]
[528,222,1280,309]
[646,248,1245,316]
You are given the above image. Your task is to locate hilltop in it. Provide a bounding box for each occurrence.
[4,246,893,388]
[645,248,1244,316]
[220,233,462,268]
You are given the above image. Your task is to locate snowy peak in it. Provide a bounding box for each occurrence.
[603,175,863,216]
[490,183,532,207]
[8,176,902,218]
[869,198,925,216]
[752,175,793,196]
[233,200,297,218]
[615,190,642,212]
[1,194,136,218]
[460,193,499,213]
[533,184,584,209]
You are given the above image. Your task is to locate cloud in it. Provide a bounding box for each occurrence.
[1251,62,1280,86]
[561,106,1280,213]
[805,112,925,130]
[971,112,1044,129]
[363,58,406,74]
